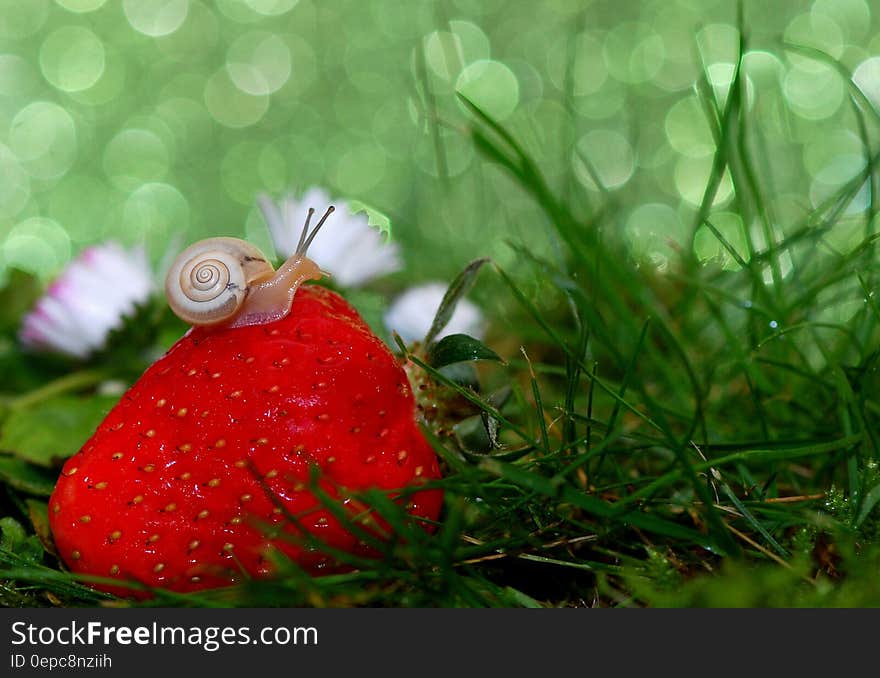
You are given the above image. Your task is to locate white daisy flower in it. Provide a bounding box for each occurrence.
[257,187,402,288]
[19,243,153,359]
[384,282,485,344]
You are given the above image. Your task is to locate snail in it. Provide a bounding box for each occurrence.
[165,205,334,328]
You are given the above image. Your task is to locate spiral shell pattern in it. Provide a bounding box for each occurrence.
[165,237,273,326]
[182,257,231,302]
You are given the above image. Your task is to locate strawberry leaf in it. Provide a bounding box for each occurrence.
[424,258,490,347]
[427,333,502,368]
[0,395,119,468]
[0,456,56,495]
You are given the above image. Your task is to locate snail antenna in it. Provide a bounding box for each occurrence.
[299,205,335,255]
[295,207,315,255]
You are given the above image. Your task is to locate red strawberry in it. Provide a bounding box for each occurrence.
[49,284,442,596]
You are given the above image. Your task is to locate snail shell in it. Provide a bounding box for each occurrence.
[165,237,274,326]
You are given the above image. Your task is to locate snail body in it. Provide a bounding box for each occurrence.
[165,206,333,328]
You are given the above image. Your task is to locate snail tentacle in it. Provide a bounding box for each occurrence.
[298,205,334,255]
[295,207,314,254]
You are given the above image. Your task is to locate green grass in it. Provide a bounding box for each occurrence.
[5,20,880,607]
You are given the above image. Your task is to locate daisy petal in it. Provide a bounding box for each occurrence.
[384,282,485,344]
[19,242,154,359]
[257,187,402,287]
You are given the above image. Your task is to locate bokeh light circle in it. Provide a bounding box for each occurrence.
[573,78,625,119]
[332,143,388,195]
[812,0,871,43]
[9,101,77,180]
[706,62,750,111]
[420,19,491,85]
[66,44,126,106]
[694,212,748,270]
[156,1,219,64]
[215,0,261,23]
[741,50,784,87]
[0,144,30,219]
[0,0,49,40]
[625,203,686,270]
[258,144,287,194]
[811,155,866,189]
[547,32,606,96]
[155,96,213,154]
[121,182,189,253]
[123,0,189,37]
[810,154,868,214]
[456,59,520,120]
[783,12,843,71]
[665,95,714,158]
[274,132,325,186]
[853,57,880,111]
[603,22,665,85]
[39,26,105,92]
[803,130,864,180]
[0,0,872,289]
[226,31,291,95]
[414,132,474,178]
[574,130,635,190]
[244,0,298,16]
[204,67,269,128]
[48,175,115,242]
[423,31,464,83]
[0,55,38,103]
[782,62,844,120]
[279,35,317,96]
[55,0,108,12]
[344,46,394,95]
[449,21,490,64]
[221,142,275,205]
[696,24,740,66]
[104,129,170,191]
[675,157,734,206]
[3,217,71,278]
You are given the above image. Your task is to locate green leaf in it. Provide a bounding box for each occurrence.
[437,362,480,390]
[0,456,57,496]
[454,414,532,462]
[0,517,27,548]
[424,258,490,347]
[0,268,41,334]
[427,333,502,368]
[26,499,56,557]
[454,414,494,454]
[856,482,880,528]
[502,586,545,608]
[0,517,42,564]
[0,395,118,467]
[347,200,392,238]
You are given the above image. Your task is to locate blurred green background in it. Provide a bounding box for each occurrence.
[0,0,877,285]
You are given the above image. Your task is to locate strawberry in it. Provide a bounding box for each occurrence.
[49,284,443,595]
